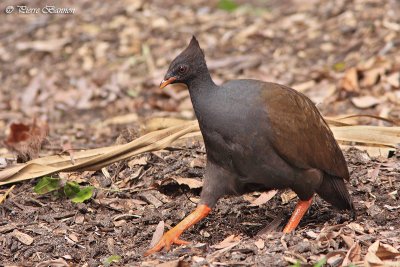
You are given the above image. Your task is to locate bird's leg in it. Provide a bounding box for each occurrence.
[283,198,313,233]
[144,204,211,256]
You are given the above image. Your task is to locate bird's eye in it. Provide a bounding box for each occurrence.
[178,65,187,73]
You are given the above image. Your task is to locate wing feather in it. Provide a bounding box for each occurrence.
[263,83,349,180]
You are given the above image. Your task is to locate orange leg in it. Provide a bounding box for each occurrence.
[144,204,211,256]
[283,198,313,233]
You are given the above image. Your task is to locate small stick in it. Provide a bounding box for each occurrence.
[0,185,16,204]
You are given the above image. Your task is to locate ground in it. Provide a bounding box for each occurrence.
[0,0,400,266]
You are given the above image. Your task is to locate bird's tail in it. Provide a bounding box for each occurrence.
[316,174,354,211]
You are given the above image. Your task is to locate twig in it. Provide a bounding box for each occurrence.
[0,185,16,204]
[207,242,240,262]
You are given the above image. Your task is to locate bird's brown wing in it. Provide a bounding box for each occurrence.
[262,83,349,180]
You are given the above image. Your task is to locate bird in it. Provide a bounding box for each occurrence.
[144,36,354,256]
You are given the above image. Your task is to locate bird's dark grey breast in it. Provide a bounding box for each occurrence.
[193,80,297,190]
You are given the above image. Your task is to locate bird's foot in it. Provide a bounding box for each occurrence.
[144,204,211,256]
[144,227,189,256]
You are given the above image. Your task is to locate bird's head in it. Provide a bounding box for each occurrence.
[160,36,206,88]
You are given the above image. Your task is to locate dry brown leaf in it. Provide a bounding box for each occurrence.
[281,190,297,204]
[374,242,400,259]
[75,215,85,224]
[283,256,299,265]
[0,157,7,168]
[326,251,345,266]
[386,72,400,88]
[365,251,383,266]
[101,167,111,179]
[149,221,165,248]
[257,214,285,235]
[21,73,42,111]
[62,255,73,260]
[12,229,34,245]
[249,190,278,206]
[155,260,184,267]
[388,190,398,200]
[365,241,400,266]
[347,222,365,234]
[326,114,400,126]
[107,237,115,254]
[99,114,139,127]
[173,177,203,189]
[362,68,382,87]
[191,256,205,263]
[305,231,318,239]
[58,172,86,184]
[68,234,79,243]
[189,157,205,168]
[16,38,69,52]
[144,117,190,132]
[61,141,75,165]
[331,125,400,147]
[368,165,380,182]
[113,220,126,227]
[317,225,344,249]
[382,19,400,31]
[342,242,361,266]
[212,234,241,249]
[351,96,381,109]
[140,192,163,208]
[292,80,316,92]
[341,67,360,92]
[95,198,145,211]
[307,83,336,104]
[340,145,394,158]
[128,156,148,167]
[4,119,49,162]
[384,204,400,211]
[254,239,265,250]
[340,234,355,248]
[242,193,256,202]
[0,224,17,234]
[35,258,70,267]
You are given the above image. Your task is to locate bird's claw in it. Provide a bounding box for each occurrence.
[144,204,211,256]
[144,230,190,256]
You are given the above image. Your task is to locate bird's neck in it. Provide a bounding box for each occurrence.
[186,70,218,128]
[187,69,216,95]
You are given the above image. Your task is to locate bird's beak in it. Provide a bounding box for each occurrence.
[159,77,176,89]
